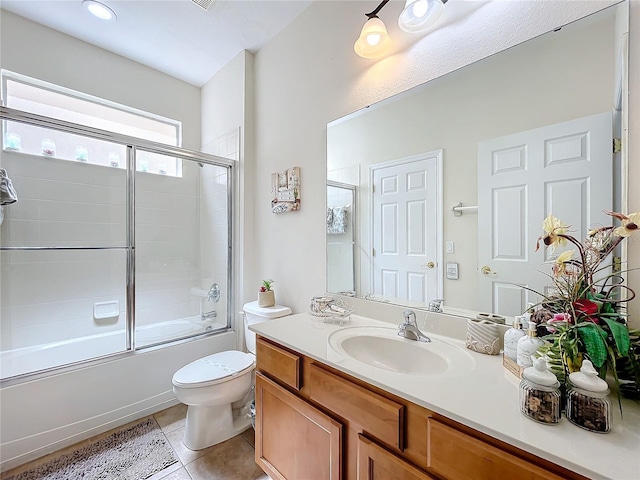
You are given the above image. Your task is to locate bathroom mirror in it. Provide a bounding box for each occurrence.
[326,2,628,318]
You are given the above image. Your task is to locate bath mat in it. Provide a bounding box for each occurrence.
[6,418,178,480]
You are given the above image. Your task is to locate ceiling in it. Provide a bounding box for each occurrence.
[0,0,314,87]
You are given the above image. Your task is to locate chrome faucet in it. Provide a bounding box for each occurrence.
[201,309,217,320]
[207,283,221,302]
[428,299,445,313]
[398,310,431,342]
[202,283,220,320]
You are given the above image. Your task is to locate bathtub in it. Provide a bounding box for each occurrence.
[0,317,227,380]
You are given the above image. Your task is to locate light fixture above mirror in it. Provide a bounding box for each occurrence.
[354,0,448,58]
[354,0,392,59]
[398,0,448,33]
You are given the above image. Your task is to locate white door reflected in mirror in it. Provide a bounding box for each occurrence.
[477,112,613,317]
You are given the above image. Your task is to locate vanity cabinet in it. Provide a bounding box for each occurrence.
[255,336,587,480]
[255,373,342,480]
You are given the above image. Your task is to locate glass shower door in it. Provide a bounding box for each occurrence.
[134,149,230,348]
[0,124,129,379]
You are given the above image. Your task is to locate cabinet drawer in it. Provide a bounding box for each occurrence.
[256,338,301,390]
[309,364,404,450]
[427,419,564,480]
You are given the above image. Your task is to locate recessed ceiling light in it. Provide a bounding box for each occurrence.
[82,0,117,21]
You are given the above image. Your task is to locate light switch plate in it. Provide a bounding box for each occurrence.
[446,262,459,280]
[446,241,454,253]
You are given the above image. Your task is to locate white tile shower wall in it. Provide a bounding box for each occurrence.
[0,151,203,349]
[0,249,127,350]
[135,159,202,327]
[209,128,240,161]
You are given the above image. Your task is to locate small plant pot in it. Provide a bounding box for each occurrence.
[258,290,275,308]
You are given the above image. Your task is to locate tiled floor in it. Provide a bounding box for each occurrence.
[2,404,268,480]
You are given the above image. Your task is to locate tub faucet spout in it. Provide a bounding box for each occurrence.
[201,310,217,320]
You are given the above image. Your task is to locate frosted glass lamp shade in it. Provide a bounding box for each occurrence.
[354,17,391,59]
[398,0,445,33]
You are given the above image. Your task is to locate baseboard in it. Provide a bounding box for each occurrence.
[0,391,179,472]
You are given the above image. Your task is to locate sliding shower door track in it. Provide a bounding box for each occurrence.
[0,246,129,250]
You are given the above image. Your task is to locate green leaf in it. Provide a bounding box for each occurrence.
[602,302,616,315]
[577,324,608,368]
[602,317,630,356]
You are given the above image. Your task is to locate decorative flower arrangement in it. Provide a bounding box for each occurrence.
[531,211,639,399]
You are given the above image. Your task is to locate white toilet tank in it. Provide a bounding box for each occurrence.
[243,301,291,354]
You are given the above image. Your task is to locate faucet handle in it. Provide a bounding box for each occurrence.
[207,283,221,302]
[429,299,445,312]
[403,310,417,325]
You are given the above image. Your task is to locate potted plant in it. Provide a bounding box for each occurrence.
[258,279,276,308]
[530,211,639,400]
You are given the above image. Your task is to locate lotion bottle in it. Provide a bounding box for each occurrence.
[516,321,544,368]
[504,316,526,361]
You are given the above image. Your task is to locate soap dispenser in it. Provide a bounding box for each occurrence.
[503,316,526,361]
[516,321,544,368]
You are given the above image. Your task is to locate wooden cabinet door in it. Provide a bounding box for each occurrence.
[255,373,343,480]
[357,434,434,480]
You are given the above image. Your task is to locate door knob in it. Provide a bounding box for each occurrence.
[421,262,435,269]
[480,265,496,275]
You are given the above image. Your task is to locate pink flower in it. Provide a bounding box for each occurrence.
[548,313,571,323]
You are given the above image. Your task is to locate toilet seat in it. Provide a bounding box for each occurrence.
[172,351,254,389]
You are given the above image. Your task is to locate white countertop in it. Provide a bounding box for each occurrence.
[250,313,640,480]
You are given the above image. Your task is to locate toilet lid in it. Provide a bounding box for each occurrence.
[172,351,255,388]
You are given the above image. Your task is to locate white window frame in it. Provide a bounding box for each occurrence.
[1,70,183,176]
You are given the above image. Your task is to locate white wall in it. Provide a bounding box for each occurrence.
[252,0,639,328]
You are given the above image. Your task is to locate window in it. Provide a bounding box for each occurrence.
[1,70,183,177]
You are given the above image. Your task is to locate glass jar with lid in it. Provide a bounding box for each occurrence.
[519,357,561,425]
[566,359,611,433]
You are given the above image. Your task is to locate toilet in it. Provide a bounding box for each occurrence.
[172,301,291,451]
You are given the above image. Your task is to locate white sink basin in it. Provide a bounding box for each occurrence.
[328,326,474,376]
